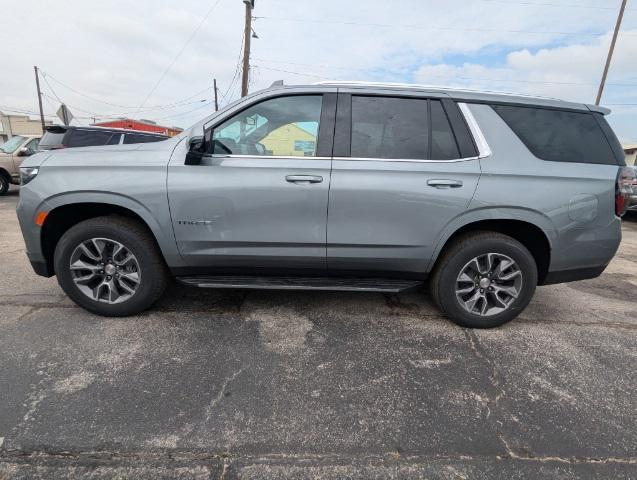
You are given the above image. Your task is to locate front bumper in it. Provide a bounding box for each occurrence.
[29,258,53,277]
[17,185,52,277]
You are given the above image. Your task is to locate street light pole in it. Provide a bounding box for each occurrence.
[595,0,628,105]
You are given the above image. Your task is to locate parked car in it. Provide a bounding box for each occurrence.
[16,82,635,328]
[0,134,40,195]
[38,125,168,151]
[627,166,637,214]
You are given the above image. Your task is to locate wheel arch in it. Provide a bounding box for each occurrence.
[39,193,179,275]
[428,210,554,285]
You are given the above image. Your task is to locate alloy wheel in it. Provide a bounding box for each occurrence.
[69,237,141,304]
[455,252,522,317]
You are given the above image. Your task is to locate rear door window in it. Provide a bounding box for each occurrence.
[66,129,113,147]
[430,100,460,160]
[351,96,428,160]
[492,105,618,165]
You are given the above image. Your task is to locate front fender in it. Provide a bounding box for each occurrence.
[36,191,185,268]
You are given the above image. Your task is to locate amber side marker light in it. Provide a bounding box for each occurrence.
[35,211,49,226]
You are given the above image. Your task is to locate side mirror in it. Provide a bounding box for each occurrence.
[17,147,32,157]
[185,136,205,166]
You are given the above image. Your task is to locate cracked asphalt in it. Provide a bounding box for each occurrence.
[1,185,636,479]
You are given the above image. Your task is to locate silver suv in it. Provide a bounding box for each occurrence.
[16,82,634,328]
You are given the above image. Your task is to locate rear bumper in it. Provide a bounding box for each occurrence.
[540,265,607,285]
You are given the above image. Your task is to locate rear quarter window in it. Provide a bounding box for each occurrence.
[123,133,165,144]
[492,105,619,165]
[66,129,114,148]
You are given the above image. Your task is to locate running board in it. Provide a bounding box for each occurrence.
[176,276,423,293]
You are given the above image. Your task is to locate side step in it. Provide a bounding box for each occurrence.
[176,276,423,293]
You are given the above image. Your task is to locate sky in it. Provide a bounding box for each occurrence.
[1,0,636,142]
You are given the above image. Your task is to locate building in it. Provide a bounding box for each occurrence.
[0,113,53,144]
[260,123,317,156]
[93,118,182,137]
[624,144,637,167]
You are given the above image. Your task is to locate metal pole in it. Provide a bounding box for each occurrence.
[240,0,253,97]
[214,78,219,111]
[595,0,628,105]
[34,66,46,132]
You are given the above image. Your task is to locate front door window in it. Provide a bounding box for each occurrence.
[211,95,322,157]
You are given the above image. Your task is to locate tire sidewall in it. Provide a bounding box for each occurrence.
[437,237,537,328]
[0,175,9,195]
[54,220,163,316]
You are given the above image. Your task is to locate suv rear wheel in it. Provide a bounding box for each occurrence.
[54,216,168,316]
[430,231,538,328]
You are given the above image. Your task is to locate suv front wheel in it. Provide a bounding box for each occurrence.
[430,231,538,328]
[54,216,168,316]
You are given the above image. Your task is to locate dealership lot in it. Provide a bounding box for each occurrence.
[0,186,636,479]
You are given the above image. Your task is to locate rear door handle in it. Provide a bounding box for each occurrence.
[286,175,323,184]
[427,179,463,189]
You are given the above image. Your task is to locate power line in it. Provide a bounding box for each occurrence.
[252,65,330,80]
[257,16,637,37]
[220,35,246,106]
[480,0,636,10]
[136,0,224,111]
[40,70,213,111]
[253,59,637,88]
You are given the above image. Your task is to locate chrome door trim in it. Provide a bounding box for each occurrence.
[458,102,492,159]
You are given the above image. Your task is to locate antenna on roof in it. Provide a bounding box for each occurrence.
[269,80,284,88]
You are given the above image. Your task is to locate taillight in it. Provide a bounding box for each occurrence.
[616,167,635,217]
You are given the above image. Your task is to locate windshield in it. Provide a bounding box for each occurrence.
[0,135,27,154]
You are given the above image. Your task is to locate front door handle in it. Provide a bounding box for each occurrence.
[427,179,463,189]
[286,175,323,184]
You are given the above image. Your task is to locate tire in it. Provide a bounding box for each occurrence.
[0,174,9,196]
[54,215,169,316]
[430,231,538,328]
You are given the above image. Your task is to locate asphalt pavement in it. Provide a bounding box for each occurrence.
[1,185,636,479]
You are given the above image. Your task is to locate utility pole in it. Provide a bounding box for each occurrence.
[33,66,45,132]
[240,0,254,97]
[213,78,219,111]
[596,0,628,105]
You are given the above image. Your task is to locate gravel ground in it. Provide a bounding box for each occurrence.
[1,185,636,479]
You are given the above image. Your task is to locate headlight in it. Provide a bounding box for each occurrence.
[19,167,39,185]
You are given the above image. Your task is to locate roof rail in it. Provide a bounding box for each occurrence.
[312,80,561,101]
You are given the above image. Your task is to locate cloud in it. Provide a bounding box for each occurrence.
[0,0,635,139]
[414,30,637,141]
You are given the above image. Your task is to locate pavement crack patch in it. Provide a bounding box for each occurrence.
[496,436,637,465]
[464,330,505,420]
[522,319,637,330]
[204,367,245,422]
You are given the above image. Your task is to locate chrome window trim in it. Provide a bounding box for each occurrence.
[458,102,492,159]
[332,156,480,164]
[209,154,331,160]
